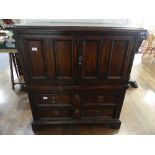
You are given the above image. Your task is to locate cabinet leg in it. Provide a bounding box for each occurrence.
[32,122,42,131]
[110,122,121,129]
[9,53,15,90]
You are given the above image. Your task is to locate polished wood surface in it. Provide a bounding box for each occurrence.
[13,26,147,129]
[0,54,155,134]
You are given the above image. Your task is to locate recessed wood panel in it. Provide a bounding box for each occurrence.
[82,40,101,79]
[54,40,73,80]
[100,39,112,78]
[108,40,129,78]
[27,40,47,79]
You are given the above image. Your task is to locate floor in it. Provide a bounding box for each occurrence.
[0,53,155,135]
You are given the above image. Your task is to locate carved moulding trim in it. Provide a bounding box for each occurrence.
[133,31,149,53]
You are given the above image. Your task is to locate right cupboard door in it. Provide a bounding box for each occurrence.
[78,35,134,84]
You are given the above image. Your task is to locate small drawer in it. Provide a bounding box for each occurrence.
[38,107,73,119]
[82,93,117,105]
[34,94,72,105]
[81,106,114,118]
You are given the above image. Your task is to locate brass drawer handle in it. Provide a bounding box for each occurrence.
[98,96,104,102]
[75,94,80,99]
[51,99,55,104]
[74,109,80,114]
[95,110,100,115]
[53,110,59,115]
[51,97,56,104]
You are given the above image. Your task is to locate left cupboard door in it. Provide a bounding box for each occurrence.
[20,34,78,85]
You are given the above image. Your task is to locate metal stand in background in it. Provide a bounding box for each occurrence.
[9,53,25,90]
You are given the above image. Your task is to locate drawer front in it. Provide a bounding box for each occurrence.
[81,106,115,119]
[82,92,119,105]
[29,88,125,120]
[34,94,72,106]
[38,107,73,119]
[32,92,81,120]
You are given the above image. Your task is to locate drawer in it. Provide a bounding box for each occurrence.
[81,106,115,118]
[82,93,118,105]
[34,94,72,106]
[38,107,73,119]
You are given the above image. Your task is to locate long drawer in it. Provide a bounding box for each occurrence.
[38,106,74,120]
[29,88,125,121]
[37,106,115,120]
[81,105,115,119]
[81,92,119,106]
[34,94,73,106]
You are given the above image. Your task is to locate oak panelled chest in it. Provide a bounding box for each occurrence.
[12,24,147,130]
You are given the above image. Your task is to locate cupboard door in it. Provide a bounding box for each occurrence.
[48,35,78,84]
[22,35,50,83]
[78,35,134,84]
[21,34,77,84]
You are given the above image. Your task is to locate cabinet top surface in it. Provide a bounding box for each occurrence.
[8,20,147,32]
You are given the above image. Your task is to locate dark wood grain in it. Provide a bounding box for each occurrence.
[12,25,148,130]
[81,39,101,80]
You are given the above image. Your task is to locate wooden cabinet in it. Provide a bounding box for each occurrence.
[13,25,148,130]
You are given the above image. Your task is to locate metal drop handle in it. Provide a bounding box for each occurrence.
[51,97,56,104]
[98,96,104,102]
[78,55,83,66]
